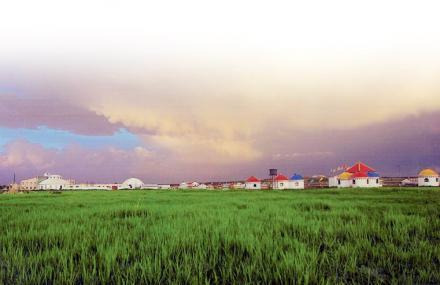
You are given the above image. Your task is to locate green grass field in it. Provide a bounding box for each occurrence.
[1,188,439,284]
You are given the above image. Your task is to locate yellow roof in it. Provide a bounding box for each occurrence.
[338,172,353,180]
[418,168,439,177]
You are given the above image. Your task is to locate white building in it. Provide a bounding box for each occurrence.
[158,184,171,189]
[232,182,245,189]
[38,173,72,190]
[20,176,47,190]
[179,182,200,189]
[196,184,207,190]
[366,172,382,187]
[329,162,382,188]
[418,169,439,187]
[288,174,305,189]
[245,176,261,190]
[66,184,117,190]
[274,174,289,189]
[120,178,144,189]
[332,172,353,188]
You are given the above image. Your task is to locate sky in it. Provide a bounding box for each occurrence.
[1,0,440,184]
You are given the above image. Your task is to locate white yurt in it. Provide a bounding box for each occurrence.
[367,172,382,187]
[418,169,439,187]
[245,176,261,190]
[288,174,305,189]
[120,178,144,189]
[273,174,289,190]
[351,172,369,188]
[335,172,353,188]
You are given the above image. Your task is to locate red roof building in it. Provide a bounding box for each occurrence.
[346,162,375,174]
[246,176,260,183]
[275,174,289,181]
[352,171,368,178]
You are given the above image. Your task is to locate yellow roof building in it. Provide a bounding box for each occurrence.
[418,168,439,177]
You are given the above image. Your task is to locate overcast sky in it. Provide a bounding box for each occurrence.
[1,0,440,183]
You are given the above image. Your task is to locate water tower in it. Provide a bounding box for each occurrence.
[269,169,277,189]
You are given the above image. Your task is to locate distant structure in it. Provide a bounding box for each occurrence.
[20,175,48,190]
[245,176,261,190]
[120,178,144,189]
[38,173,72,190]
[418,169,439,187]
[288,174,305,189]
[274,174,289,190]
[328,162,382,188]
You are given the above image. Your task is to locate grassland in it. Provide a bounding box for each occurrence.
[0,188,439,284]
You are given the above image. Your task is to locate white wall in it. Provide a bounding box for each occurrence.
[275,180,288,190]
[418,177,440,187]
[366,178,382,188]
[287,180,305,189]
[337,179,352,188]
[245,182,261,190]
[328,176,338,188]
[352,178,369,188]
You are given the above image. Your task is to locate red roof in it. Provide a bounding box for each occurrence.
[246,176,260,182]
[352,171,368,178]
[347,162,375,173]
[275,174,289,181]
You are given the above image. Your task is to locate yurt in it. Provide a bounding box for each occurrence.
[120,178,144,189]
[418,169,439,187]
[245,176,261,190]
[274,174,289,190]
[347,162,382,188]
[336,172,352,188]
[367,172,382,187]
[288,174,305,189]
[352,172,369,188]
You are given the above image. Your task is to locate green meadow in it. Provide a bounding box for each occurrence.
[0,188,439,284]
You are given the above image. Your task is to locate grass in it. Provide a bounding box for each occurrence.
[0,188,439,284]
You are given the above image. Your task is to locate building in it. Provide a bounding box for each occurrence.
[328,162,382,188]
[288,174,305,189]
[348,162,382,188]
[120,178,144,189]
[329,172,353,188]
[38,173,72,190]
[274,174,289,189]
[179,182,200,189]
[20,175,47,190]
[418,169,439,187]
[245,176,261,190]
[232,182,245,189]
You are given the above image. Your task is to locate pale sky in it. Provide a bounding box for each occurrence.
[1,0,440,183]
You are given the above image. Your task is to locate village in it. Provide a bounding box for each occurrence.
[1,162,439,193]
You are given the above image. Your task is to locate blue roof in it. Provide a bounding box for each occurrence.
[290,174,304,180]
[367,172,380,177]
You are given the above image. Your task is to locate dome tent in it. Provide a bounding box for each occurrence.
[245,176,261,190]
[418,168,439,187]
[288,173,305,189]
[121,178,144,189]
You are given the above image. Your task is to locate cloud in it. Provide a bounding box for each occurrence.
[0,94,122,135]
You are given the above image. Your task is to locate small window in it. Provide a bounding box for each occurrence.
[280,183,283,186]
[424,178,429,183]
[367,179,369,184]
[376,179,379,184]
[253,184,257,187]
[295,182,299,186]
[353,180,356,184]
[436,178,439,182]
[338,179,341,185]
